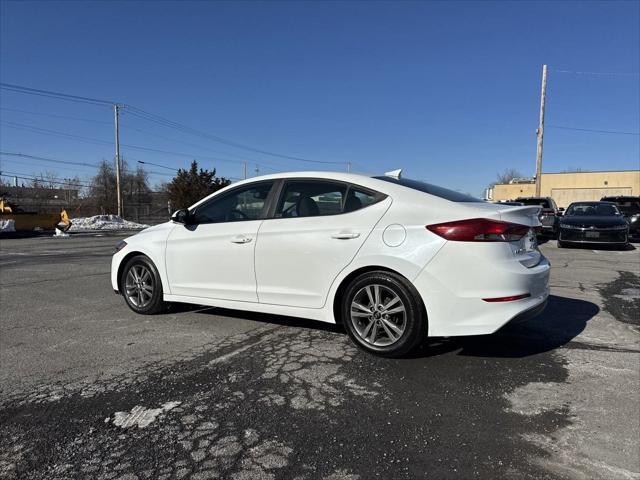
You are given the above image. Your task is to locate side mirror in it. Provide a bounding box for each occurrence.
[171,209,191,224]
[558,207,565,212]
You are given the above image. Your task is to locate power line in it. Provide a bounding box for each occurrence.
[1,120,284,173]
[546,125,640,136]
[0,170,95,189]
[552,69,640,77]
[0,107,112,125]
[0,152,175,180]
[1,120,113,146]
[0,82,115,106]
[1,82,349,168]
[125,107,346,166]
[0,151,102,168]
[136,160,178,172]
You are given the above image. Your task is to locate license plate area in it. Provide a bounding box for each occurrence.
[521,228,538,252]
[585,231,600,239]
[513,228,538,254]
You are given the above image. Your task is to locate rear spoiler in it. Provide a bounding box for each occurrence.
[494,205,542,227]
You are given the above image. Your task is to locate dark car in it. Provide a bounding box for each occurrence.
[514,197,560,236]
[601,196,640,241]
[558,201,629,248]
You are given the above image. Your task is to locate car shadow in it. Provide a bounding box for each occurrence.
[411,294,600,359]
[171,302,345,334]
[175,294,599,360]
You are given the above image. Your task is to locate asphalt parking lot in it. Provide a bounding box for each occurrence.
[0,233,638,480]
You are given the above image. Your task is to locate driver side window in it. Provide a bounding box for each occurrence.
[192,182,274,224]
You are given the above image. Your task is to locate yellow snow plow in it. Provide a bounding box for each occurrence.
[0,199,72,232]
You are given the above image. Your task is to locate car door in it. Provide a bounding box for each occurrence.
[165,181,275,302]
[255,179,391,308]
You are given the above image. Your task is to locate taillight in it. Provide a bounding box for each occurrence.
[482,293,531,302]
[426,218,530,242]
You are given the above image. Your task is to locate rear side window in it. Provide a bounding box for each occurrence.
[276,181,347,218]
[374,176,483,202]
[275,181,385,218]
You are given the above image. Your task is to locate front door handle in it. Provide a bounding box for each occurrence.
[331,232,360,240]
[230,235,253,244]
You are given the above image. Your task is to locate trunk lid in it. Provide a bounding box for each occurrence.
[457,203,543,268]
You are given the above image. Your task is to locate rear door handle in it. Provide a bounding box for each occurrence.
[331,232,360,240]
[230,235,252,244]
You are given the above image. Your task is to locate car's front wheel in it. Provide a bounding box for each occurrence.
[120,255,167,314]
[341,271,426,357]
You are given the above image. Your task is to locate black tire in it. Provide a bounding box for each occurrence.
[120,255,167,314]
[341,270,426,357]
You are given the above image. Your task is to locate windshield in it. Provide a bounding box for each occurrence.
[518,198,551,208]
[374,177,483,202]
[565,203,620,217]
[602,198,640,216]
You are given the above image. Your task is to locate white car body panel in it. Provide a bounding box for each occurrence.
[165,220,262,302]
[255,197,392,308]
[111,171,550,337]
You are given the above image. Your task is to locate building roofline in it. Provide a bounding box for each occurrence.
[541,169,640,175]
[491,169,639,186]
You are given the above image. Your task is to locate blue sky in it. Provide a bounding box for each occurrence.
[1,0,638,196]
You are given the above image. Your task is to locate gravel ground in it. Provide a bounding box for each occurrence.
[0,232,638,480]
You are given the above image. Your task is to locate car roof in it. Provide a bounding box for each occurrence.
[189,171,444,209]
[514,196,551,200]
[601,196,640,200]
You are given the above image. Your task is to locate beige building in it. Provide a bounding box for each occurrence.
[489,170,640,208]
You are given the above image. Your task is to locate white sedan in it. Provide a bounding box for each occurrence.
[111,171,550,356]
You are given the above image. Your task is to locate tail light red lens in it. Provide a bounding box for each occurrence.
[482,293,531,302]
[426,218,530,242]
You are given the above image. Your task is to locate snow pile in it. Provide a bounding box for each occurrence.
[0,219,16,233]
[69,215,149,231]
[53,228,69,237]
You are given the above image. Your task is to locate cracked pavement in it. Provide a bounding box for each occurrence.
[0,233,638,479]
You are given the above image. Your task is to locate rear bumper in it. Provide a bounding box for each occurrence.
[501,298,548,327]
[413,242,550,337]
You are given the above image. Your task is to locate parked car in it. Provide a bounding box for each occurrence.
[111,171,550,357]
[514,197,560,236]
[558,201,629,248]
[600,196,640,241]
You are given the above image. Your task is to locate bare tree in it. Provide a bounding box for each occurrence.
[495,168,524,185]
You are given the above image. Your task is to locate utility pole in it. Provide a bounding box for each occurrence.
[347,161,351,173]
[114,104,123,217]
[535,64,548,197]
[243,161,247,180]
[254,165,259,177]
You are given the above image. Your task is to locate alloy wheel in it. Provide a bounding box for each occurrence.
[350,284,407,347]
[125,264,154,308]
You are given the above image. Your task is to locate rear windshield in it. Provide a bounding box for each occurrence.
[374,177,483,202]
[518,198,551,208]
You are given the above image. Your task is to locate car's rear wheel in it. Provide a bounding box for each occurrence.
[341,271,426,357]
[120,255,166,314]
